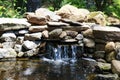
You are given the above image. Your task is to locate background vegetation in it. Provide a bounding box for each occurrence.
[0,0,120,18]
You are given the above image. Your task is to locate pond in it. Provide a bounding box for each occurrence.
[0,58,96,80]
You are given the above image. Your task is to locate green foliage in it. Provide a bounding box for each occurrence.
[104,0,120,19]
[0,0,26,18]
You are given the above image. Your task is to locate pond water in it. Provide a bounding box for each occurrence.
[0,58,96,80]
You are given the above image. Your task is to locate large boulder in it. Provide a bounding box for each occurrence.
[56,4,90,21]
[85,11,106,26]
[93,25,120,41]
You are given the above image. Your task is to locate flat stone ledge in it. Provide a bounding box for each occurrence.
[0,18,31,31]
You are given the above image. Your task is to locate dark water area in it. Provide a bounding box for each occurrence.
[0,58,96,80]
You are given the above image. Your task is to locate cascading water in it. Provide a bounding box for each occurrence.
[44,43,83,62]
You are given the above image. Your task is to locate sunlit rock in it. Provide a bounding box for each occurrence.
[56,4,89,22]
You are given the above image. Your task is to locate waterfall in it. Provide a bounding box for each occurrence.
[45,43,82,62]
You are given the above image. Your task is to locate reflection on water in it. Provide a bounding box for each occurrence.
[0,58,96,80]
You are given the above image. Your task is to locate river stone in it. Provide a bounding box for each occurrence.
[105,42,115,53]
[29,25,48,32]
[47,22,69,27]
[66,30,78,38]
[22,40,37,50]
[83,38,95,48]
[82,29,94,38]
[42,30,49,39]
[24,32,42,41]
[0,18,31,31]
[112,60,120,75]
[93,25,120,41]
[88,74,119,80]
[59,31,67,39]
[35,8,61,21]
[14,44,22,52]
[1,32,16,42]
[49,29,62,39]
[75,34,84,40]
[16,36,24,44]
[0,48,17,58]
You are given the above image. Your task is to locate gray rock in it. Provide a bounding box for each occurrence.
[75,34,83,40]
[1,32,16,42]
[0,18,31,31]
[16,36,24,44]
[29,25,48,32]
[0,48,17,58]
[42,30,49,39]
[93,25,120,41]
[24,32,42,41]
[14,44,22,52]
[112,60,120,76]
[2,42,15,48]
[22,40,37,50]
[49,29,62,39]
[83,38,95,48]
